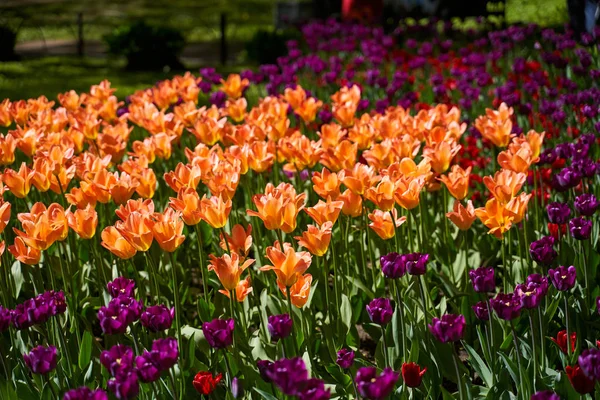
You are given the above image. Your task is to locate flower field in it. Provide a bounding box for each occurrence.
[0,18,600,399]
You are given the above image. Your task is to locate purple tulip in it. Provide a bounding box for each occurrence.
[140,305,174,332]
[569,217,592,240]
[106,277,135,298]
[257,360,273,382]
[403,253,429,275]
[202,318,234,349]
[553,167,581,191]
[366,298,394,325]
[135,351,162,383]
[546,202,571,224]
[529,236,557,266]
[100,345,135,378]
[298,378,330,400]
[575,194,600,216]
[209,91,227,108]
[107,372,139,400]
[490,293,522,320]
[468,267,495,293]
[578,348,600,380]
[97,302,130,335]
[472,301,489,321]
[268,314,293,342]
[11,290,67,330]
[526,274,549,296]
[23,345,57,375]
[531,391,561,400]
[265,357,309,396]
[428,314,466,343]
[515,282,545,309]
[380,252,406,279]
[597,296,600,314]
[548,266,577,291]
[63,387,108,400]
[0,306,11,331]
[355,367,399,400]
[150,337,178,370]
[336,348,355,369]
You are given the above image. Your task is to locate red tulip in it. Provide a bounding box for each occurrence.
[193,371,222,395]
[401,362,427,388]
[550,330,576,354]
[566,364,595,394]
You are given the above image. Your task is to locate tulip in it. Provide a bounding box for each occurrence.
[401,362,427,388]
[219,224,253,257]
[380,252,407,279]
[135,351,162,383]
[150,337,178,371]
[101,226,137,260]
[3,162,34,198]
[468,267,495,292]
[472,301,489,320]
[140,305,174,332]
[566,364,595,394]
[366,298,394,325]
[336,348,355,369]
[548,265,576,291]
[529,236,557,266]
[202,318,234,349]
[199,194,232,229]
[66,204,98,239]
[575,193,600,216]
[267,314,293,342]
[208,252,255,294]
[151,209,185,252]
[446,200,476,230]
[107,372,139,400]
[439,165,471,200]
[297,379,330,400]
[527,274,549,296]
[403,252,429,276]
[265,357,309,396]
[546,202,571,224]
[106,277,135,298]
[578,348,600,380]
[8,237,41,265]
[100,345,135,377]
[193,371,223,395]
[355,367,399,400]
[63,387,108,400]
[23,345,57,375]
[261,242,312,288]
[428,314,466,343]
[530,391,560,400]
[115,212,154,252]
[515,281,545,309]
[569,217,592,240]
[278,273,312,308]
[490,293,522,320]
[295,222,332,257]
[0,306,11,331]
[304,198,344,226]
[257,360,273,382]
[550,330,576,354]
[368,209,406,240]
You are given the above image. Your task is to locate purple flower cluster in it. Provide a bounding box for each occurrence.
[259,357,330,399]
[63,387,108,400]
[380,252,429,278]
[101,338,178,399]
[11,290,66,330]
[98,277,143,334]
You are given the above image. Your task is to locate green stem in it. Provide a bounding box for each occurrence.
[537,307,546,371]
[510,320,525,399]
[194,224,209,303]
[565,295,571,360]
[485,299,496,383]
[417,275,428,331]
[286,286,299,356]
[529,311,538,379]
[393,280,407,362]
[168,251,184,400]
[381,325,389,368]
[453,346,464,400]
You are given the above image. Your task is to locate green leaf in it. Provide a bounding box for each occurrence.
[11,261,23,298]
[253,388,278,400]
[78,331,93,370]
[498,352,518,388]
[340,294,352,334]
[464,342,493,387]
[346,276,375,298]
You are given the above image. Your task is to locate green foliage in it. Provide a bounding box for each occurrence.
[245,28,300,65]
[103,21,185,70]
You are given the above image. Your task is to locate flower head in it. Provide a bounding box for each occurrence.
[23,345,57,375]
[529,236,557,266]
[380,252,406,279]
[578,348,600,380]
[569,217,592,240]
[401,362,427,388]
[107,372,139,400]
[428,314,466,343]
[268,314,293,342]
[140,305,174,332]
[202,318,234,349]
[472,301,489,320]
[468,267,495,293]
[531,391,560,400]
[107,277,135,298]
[566,364,595,394]
[366,298,394,325]
[546,202,570,224]
[193,371,223,395]
[355,367,399,400]
[548,265,576,291]
[550,330,576,354]
[63,387,108,400]
[446,200,476,230]
[490,293,522,320]
[265,357,309,396]
[336,348,355,369]
[100,344,135,378]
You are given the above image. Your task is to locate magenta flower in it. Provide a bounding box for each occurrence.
[472,301,489,321]
[529,236,557,266]
[202,318,234,349]
[140,305,174,332]
[100,344,135,378]
[63,387,108,400]
[468,267,495,292]
[106,277,135,298]
[265,357,309,396]
[23,345,57,375]
[548,265,577,291]
[490,293,522,320]
[268,314,293,342]
[546,202,570,224]
[575,194,600,216]
[107,372,139,400]
[380,252,406,279]
[366,298,394,325]
[570,217,592,240]
[336,348,355,369]
[355,367,399,400]
[428,314,466,343]
[578,349,600,380]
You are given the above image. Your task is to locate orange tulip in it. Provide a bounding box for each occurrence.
[505,192,532,224]
[311,168,342,200]
[66,204,98,239]
[319,140,357,172]
[248,141,275,173]
[225,98,247,122]
[295,222,332,257]
[0,201,10,234]
[116,198,155,221]
[394,177,425,210]
[115,211,155,252]
[220,74,249,99]
[525,130,545,160]
[135,168,157,199]
[0,134,16,166]
[261,242,312,287]
[283,85,306,109]
[318,123,346,149]
[31,157,53,192]
[497,143,534,173]
[438,165,471,201]
[474,103,514,148]
[483,169,527,204]
[304,198,344,226]
[14,203,67,251]
[198,195,232,229]
[219,224,253,257]
[338,189,363,217]
[151,209,185,252]
[3,162,34,198]
[8,237,41,265]
[101,226,137,259]
[222,276,253,302]
[110,172,139,205]
[164,163,203,192]
[248,183,305,233]
[65,186,97,209]
[208,252,255,292]
[422,139,461,174]
[169,187,203,226]
[368,209,406,240]
[278,273,312,308]
[296,98,322,123]
[446,200,476,230]
[365,176,396,212]
[342,163,379,196]
[474,198,514,239]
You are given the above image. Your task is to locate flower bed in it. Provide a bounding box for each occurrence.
[0,18,599,400]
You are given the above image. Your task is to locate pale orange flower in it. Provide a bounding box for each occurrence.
[116,198,155,221]
[65,186,97,209]
[438,165,471,201]
[278,273,312,308]
[248,183,306,233]
[422,139,461,174]
[209,252,255,292]
[312,168,342,200]
[101,226,137,259]
[318,123,346,149]
[368,209,406,240]
[135,168,157,199]
[338,189,363,217]
[3,162,34,198]
[295,222,332,257]
[283,85,306,109]
[248,141,275,173]
[365,176,396,212]
[151,209,185,252]
[66,204,98,239]
[225,98,247,123]
[230,276,253,302]
[8,237,41,265]
[394,177,425,210]
[164,163,203,192]
[169,187,203,226]
[505,192,532,224]
[304,198,344,226]
[110,172,139,205]
[0,99,12,127]
[342,163,378,196]
[474,103,514,148]
[115,211,155,252]
[220,74,249,99]
[0,134,16,166]
[31,157,53,192]
[446,200,476,230]
[474,198,514,239]
[497,143,534,173]
[198,195,232,229]
[261,242,312,287]
[525,130,545,160]
[296,98,322,123]
[319,140,357,172]
[0,202,10,235]
[483,169,527,204]
[219,224,253,257]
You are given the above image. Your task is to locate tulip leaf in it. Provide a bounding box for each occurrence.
[253,388,279,400]
[11,260,23,298]
[78,330,93,370]
[346,276,374,298]
[340,294,352,334]
[498,352,518,388]
[463,342,493,387]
